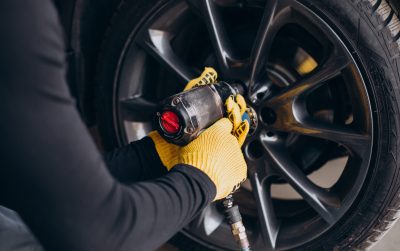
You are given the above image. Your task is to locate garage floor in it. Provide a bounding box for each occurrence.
[371,221,400,250]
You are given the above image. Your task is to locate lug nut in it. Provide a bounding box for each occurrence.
[260,107,276,125]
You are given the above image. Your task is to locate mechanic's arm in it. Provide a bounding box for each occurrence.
[0,46,215,251]
[103,137,167,183]
[0,1,246,251]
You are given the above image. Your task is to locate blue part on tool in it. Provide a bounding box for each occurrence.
[242,112,250,124]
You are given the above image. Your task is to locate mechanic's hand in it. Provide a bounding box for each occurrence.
[148,131,180,170]
[179,118,247,201]
[149,67,249,173]
[226,95,250,146]
[148,68,218,170]
[184,67,218,91]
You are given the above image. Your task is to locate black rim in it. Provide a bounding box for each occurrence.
[113,0,374,250]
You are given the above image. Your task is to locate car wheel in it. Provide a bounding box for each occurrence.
[95,0,400,250]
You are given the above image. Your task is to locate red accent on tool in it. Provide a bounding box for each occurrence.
[160,111,181,134]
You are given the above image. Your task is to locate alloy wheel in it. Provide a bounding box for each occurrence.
[113,0,374,249]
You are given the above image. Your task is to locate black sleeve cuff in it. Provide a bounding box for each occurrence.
[131,137,167,178]
[104,137,167,182]
[170,165,217,203]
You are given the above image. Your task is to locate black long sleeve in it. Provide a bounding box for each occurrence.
[0,1,216,251]
[104,137,167,183]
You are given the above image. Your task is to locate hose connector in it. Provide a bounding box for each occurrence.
[223,195,251,251]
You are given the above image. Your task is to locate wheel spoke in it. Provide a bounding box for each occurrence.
[266,54,351,106]
[260,133,340,224]
[191,0,242,76]
[262,53,371,155]
[249,171,280,249]
[248,0,291,90]
[271,116,371,157]
[136,29,194,83]
[120,97,157,122]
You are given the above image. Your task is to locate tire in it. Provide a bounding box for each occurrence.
[94,0,400,250]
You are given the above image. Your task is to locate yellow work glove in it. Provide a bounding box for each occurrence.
[148,68,218,170]
[148,131,179,171]
[149,67,249,175]
[226,95,250,146]
[179,118,247,201]
[184,67,218,91]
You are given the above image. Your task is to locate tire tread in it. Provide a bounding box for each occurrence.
[346,0,400,249]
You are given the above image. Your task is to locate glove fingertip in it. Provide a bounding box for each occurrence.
[235,120,250,146]
[225,95,235,110]
[204,67,218,81]
[242,120,250,133]
[235,95,247,115]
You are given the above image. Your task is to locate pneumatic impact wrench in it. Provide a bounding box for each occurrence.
[155,82,251,251]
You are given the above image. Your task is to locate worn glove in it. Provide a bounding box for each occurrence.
[148,68,218,170]
[184,67,218,91]
[226,95,249,146]
[179,118,247,201]
[149,67,249,175]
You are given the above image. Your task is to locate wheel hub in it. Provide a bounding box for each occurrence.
[245,105,259,136]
